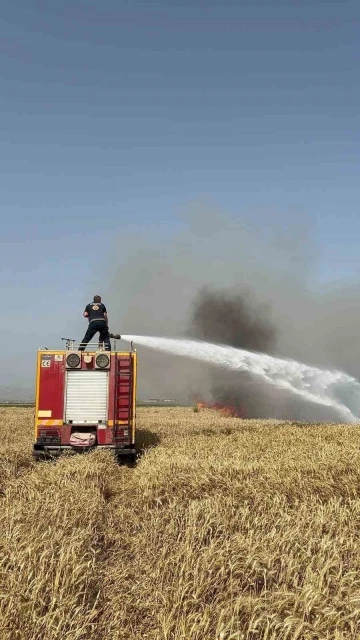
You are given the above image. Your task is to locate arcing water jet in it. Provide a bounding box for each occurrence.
[121,335,360,423]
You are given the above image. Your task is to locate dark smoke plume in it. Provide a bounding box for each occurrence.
[190,287,277,353]
[188,286,347,421]
[188,287,278,417]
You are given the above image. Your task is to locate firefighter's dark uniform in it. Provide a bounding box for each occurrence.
[79,302,111,351]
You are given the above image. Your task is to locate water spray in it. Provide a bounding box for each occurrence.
[120,335,360,423]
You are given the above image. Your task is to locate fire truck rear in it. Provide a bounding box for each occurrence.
[33,338,137,462]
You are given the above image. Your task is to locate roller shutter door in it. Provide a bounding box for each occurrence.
[65,370,109,423]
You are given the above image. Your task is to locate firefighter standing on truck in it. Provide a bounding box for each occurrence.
[79,295,111,351]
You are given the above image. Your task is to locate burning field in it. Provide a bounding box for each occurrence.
[2,406,360,639]
[195,401,246,418]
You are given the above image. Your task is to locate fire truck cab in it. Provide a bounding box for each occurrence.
[33,338,137,462]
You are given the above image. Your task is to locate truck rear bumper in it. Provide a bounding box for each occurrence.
[32,445,136,459]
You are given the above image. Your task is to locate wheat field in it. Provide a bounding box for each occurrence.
[1,407,360,640]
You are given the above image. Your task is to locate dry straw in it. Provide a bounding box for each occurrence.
[1,406,360,639]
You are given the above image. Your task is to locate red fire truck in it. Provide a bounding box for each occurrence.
[33,337,137,462]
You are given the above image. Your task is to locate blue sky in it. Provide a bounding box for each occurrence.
[1,0,360,396]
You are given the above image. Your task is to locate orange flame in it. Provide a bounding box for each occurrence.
[195,400,245,418]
